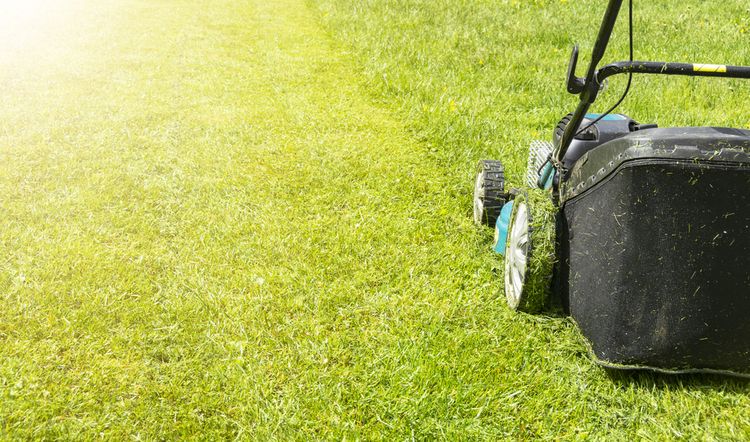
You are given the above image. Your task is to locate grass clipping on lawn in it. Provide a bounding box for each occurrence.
[514,188,557,313]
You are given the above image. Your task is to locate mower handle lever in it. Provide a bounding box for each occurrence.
[566,45,585,94]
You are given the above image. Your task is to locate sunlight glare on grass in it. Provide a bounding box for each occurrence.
[0,0,68,55]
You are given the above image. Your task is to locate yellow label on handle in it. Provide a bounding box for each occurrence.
[693,64,727,73]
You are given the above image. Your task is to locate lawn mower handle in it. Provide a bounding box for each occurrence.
[597,61,750,82]
[554,0,624,170]
[553,0,750,172]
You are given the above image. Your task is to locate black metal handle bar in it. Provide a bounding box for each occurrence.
[597,61,750,83]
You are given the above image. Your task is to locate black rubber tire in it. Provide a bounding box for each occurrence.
[473,160,506,227]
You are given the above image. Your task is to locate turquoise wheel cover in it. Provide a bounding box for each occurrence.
[493,201,514,255]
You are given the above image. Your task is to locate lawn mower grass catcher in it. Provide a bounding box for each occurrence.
[473,0,750,377]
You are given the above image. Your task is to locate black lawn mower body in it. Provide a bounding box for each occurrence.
[559,126,750,375]
[473,0,750,376]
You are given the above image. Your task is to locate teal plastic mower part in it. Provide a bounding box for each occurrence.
[492,201,514,255]
[537,161,555,190]
[584,112,627,121]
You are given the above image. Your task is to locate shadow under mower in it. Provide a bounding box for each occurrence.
[473,0,750,377]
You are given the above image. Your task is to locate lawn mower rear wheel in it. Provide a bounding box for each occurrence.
[473,160,505,227]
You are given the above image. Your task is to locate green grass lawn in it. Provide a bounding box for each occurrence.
[0,0,748,439]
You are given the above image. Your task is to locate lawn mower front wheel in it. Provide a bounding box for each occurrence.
[504,188,556,313]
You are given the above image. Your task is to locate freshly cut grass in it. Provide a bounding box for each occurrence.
[312,0,750,438]
[0,0,747,439]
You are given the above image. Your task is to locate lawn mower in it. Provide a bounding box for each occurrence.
[473,0,750,376]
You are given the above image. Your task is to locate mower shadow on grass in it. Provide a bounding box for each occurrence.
[605,368,750,391]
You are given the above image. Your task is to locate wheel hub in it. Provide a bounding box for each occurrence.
[473,172,484,224]
[505,201,529,309]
